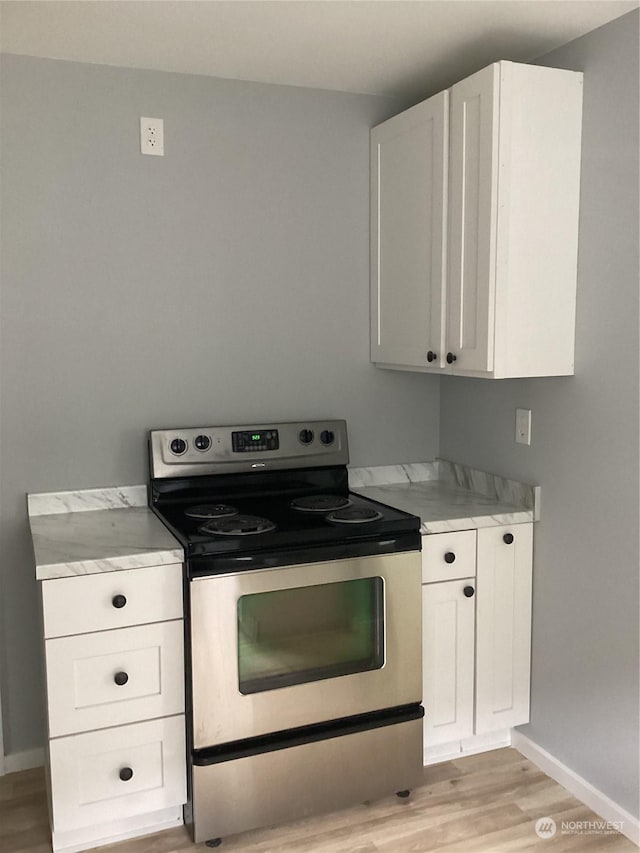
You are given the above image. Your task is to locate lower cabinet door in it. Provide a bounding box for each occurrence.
[49,715,187,832]
[422,580,475,746]
[475,523,533,733]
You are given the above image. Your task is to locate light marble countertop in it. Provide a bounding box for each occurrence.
[352,481,533,534]
[28,484,148,516]
[29,459,537,579]
[30,502,183,581]
[349,459,537,534]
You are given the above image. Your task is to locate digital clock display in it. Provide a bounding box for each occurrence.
[232,429,279,453]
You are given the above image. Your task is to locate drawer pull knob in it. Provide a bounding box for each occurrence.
[444,552,456,564]
[446,352,457,364]
[119,767,134,782]
[114,671,129,686]
[427,350,437,363]
[112,594,127,609]
[463,586,475,598]
[503,533,514,545]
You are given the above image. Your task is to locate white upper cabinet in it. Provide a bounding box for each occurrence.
[447,63,499,373]
[371,60,583,379]
[370,91,448,368]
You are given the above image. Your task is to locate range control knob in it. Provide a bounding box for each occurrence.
[298,429,314,445]
[194,434,211,451]
[170,438,187,455]
[320,430,335,446]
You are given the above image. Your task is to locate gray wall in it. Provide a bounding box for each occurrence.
[0,55,440,755]
[440,11,639,817]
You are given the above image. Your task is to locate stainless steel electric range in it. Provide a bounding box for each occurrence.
[149,419,424,846]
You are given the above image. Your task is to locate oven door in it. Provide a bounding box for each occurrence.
[189,551,421,749]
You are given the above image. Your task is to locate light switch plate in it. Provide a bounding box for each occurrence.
[515,408,532,445]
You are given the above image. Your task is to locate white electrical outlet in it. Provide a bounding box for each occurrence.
[515,408,532,445]
[140,117,164,156]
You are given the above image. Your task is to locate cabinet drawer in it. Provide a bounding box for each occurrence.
[49,714,186,832]
[46,621,184,737]
[421,530,476,583]
[42,563,183,638]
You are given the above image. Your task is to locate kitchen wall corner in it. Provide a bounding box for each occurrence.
[439,9,640,819]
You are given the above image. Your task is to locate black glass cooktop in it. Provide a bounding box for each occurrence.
[154,491,417,554]
[150,465,420,576]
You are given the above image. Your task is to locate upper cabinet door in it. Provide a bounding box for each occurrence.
[447,63,500,374]
[371,91,448,369]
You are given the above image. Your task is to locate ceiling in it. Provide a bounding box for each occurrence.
[1,1,637,100]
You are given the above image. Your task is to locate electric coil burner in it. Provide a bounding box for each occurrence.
[199,514,276,536]
[290,494,352,512]
[327,506,384,524]
[148,419,423,846]
[184,503,238,519]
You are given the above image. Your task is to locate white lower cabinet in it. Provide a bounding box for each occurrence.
[42,563,184,638]
[421,529,476,583]
[422,524,533,762]
[49,715,186,832]
[475,523,534,732]
[39,563,187,853]
[422,579,475,746]
[46,620,185,737]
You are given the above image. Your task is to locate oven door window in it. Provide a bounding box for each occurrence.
[237,577,384,694]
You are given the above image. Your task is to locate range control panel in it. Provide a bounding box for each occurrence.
[232,430,279,453]
[149,420,349,479]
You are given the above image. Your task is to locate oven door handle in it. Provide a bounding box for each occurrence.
[189,532,421,577]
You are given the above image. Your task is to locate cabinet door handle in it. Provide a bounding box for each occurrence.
[114,671,129,686]
[503,533,514,545]
[444,552,456,564]
[112,594,127,609]
[446,352,457,364]
[427,350,437,363]
[463,586,475,598]
[119,767,134,782]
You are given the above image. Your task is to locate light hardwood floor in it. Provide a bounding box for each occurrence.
[0,748,635,852]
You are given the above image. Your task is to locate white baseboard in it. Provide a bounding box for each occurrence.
[3,746,45,775]
[511,730,639,846]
